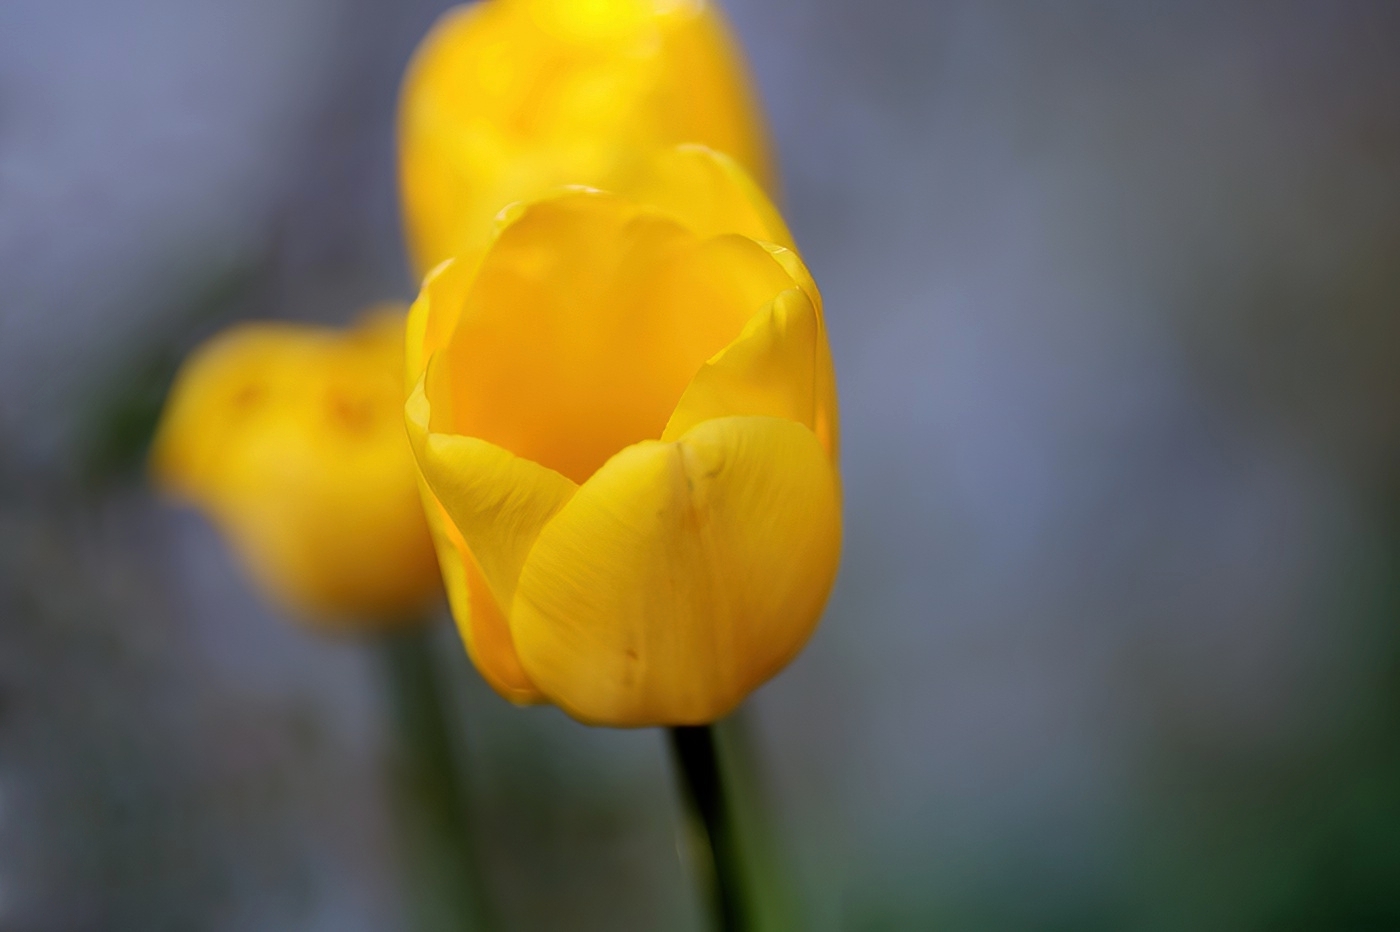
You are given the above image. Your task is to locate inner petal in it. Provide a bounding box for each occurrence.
[438,194,792,483]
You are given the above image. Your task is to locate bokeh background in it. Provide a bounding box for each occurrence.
[5,1,1400,929]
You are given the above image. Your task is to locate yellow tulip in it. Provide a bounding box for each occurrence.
[405,146,840,726]
[398,0,772,275]
[152,308,442,626]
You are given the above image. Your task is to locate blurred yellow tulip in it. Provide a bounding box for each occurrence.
[152,308,442,626]
[404,146,840,726]
[398,0,773,275]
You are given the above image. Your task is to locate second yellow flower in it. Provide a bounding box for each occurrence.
[398,0,773,274]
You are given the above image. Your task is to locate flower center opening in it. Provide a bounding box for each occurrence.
[437,194,791,483]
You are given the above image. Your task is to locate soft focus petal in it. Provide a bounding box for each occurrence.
[153,309,441,624]
[612,144,793,248]
[510,415,842,726]
[398,0,771,272]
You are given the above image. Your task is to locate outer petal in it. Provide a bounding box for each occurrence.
[420,482,543,702]
[418,430,577,611]
[510,415,842,726]
[759,243,840,459]
[662,288,823,450]
[759,243,819,310]
[407,378,551,701]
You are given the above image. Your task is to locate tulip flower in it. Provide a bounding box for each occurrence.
[152,308,441,625]
[404,145,840,726]
[398,0,772,275]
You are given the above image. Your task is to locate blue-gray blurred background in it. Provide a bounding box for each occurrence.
[5,1,1400,929]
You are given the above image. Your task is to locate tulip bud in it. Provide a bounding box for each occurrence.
[152,308,442,626]
[405,146,840,726]
[398,0,772,275]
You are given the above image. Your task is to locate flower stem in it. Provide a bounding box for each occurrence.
[669,714,802,932]
[711,714,801,932]
[670,724,746,931]
[378,624,490,931]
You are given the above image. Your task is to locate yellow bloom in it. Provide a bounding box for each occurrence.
[405,146,840,726]
[152,308,442,626]
[398,0,772,275]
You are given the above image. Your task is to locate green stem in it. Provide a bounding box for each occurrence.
[712,714,800,932]
[377,624,490,931]
[670,724,748,932]
[669,714,802,932]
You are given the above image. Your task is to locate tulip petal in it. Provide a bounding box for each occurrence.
[421,484,544,702]
[759,243,841,459]
[449,506,545,702]
[662,288,823,449]
[407,376,553,700]
[436,194,793,483]
[398,0,772,273]
[511,415,842,726]
[615,144,793,249]
[423,433,578,609]
[407,374,577,615]
[405,254,482,390]
[153,310,443,623]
